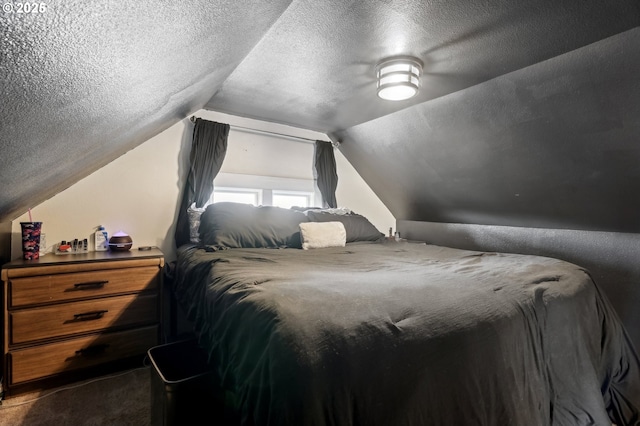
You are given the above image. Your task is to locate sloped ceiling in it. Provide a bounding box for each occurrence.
[207,0,640,133]
[335,28,640,233]
[1,0,639,231]
[0,0,293,223]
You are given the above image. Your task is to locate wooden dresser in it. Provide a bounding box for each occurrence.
[1,248,164,398]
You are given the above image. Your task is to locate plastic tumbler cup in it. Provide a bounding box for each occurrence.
[20,222,42,260]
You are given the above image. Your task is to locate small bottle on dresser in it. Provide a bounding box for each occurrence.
[95,225,108,251]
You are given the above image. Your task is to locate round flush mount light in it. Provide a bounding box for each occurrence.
[376,56,423,101]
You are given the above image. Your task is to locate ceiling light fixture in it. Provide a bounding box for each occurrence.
[376,56,423,101]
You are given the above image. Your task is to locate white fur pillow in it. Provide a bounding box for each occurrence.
[299,221,346,250]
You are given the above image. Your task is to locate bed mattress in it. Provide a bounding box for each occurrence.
[174,241,640,425]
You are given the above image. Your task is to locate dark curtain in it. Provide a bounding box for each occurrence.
[174,119,230,247]
[314,140,338,208]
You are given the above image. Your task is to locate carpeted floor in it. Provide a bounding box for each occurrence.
[0,367,151,426]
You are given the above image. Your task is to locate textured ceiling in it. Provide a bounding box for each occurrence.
[1,0,639,229]
[0,0,293,223]
[206,0,640,132]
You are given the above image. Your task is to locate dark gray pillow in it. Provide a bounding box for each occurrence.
[199,202,309,248]
[305,211,384,243]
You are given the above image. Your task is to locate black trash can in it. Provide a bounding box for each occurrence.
[148,339,223,426]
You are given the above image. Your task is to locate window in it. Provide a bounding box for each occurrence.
[272,191,313,209]
[212,188,261,206]
[211,173,317,208]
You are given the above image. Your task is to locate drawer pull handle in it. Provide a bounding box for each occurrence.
[75,344,110,356]
[73,310,108,321]
[73,280,108,290]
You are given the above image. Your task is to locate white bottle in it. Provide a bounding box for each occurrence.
[95,226,108,251]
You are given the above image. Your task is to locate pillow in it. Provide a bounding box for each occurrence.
[199,202,309,248]
[300,221,346,250]
[304,210,384,243]
[187,203,206,243]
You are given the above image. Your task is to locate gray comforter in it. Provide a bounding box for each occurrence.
[174,242,640,425]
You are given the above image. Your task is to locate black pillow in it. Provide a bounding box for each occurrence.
[305,211,384,243]
[199,202,309,248]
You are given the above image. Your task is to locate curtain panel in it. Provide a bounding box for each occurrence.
[174,118,230,247]
[314,141,338,208]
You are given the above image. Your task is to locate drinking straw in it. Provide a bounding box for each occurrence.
[28,208,33,222]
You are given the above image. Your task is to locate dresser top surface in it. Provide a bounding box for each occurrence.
[1,248,164,271]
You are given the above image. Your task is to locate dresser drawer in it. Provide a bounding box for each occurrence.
[9,325,158,385]
[10,293,158,345]
[9,266,159,308]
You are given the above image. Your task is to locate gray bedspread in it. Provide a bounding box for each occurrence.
[174,241,640,425]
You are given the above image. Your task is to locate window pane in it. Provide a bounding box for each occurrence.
[213,190,259,206]
[272,193,311,209]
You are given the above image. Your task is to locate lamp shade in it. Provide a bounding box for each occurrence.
[376,57,423,101]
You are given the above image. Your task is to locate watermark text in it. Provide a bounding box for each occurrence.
[3,2,48,13]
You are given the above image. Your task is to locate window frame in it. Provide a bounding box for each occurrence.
[211,186,262,206]
[271,189,314,209]
[210,173,318,208]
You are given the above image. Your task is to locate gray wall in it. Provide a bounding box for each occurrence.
[398,220,640,349]
[335,28,640,234]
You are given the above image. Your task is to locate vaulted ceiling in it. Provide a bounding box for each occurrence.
[1,0,639,231]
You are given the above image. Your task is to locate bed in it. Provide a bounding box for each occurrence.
[173,202,640,426]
